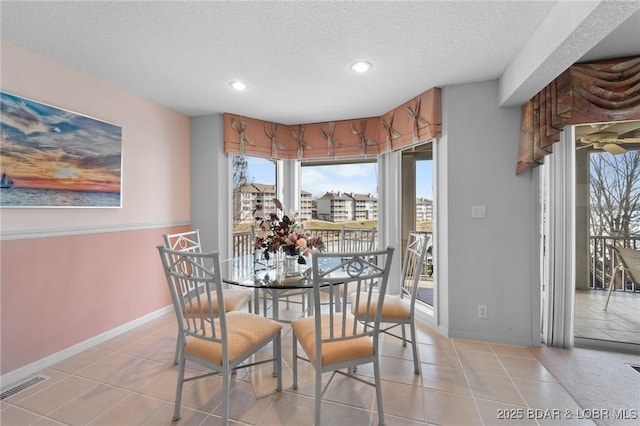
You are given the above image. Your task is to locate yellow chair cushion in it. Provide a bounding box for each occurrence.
[183,311,282,365]
[291,313,373,366]
[183,288,251,316]
[349,293,410,320]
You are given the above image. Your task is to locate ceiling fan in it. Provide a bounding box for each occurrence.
[576,122,640,154]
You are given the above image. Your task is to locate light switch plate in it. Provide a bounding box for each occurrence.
[471,205,486,219]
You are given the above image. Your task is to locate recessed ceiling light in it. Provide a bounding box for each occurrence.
[350,61,372,73]
[229,80,248,91]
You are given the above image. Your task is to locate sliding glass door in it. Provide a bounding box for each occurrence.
[401,142,435,311]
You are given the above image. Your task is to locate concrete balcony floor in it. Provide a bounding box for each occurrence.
[575,289,640,345]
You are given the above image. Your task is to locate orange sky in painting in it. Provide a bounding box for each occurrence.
[1,141,120,193]
[10,176,120,193]
[1,162,120,193]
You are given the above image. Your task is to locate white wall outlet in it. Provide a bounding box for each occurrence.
[478,305,488,319]
[471,205,486,219]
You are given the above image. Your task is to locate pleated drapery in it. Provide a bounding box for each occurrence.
[224,88,441,160]
[516,56,640,175]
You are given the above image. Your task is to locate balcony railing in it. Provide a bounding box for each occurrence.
[233,227,433,257]
[234,230,255,257]
[232,228,345,258]
[589,236,640,292]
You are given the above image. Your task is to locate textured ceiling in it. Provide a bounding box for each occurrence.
[1,1,639,124]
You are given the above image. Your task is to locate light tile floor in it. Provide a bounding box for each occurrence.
[2,298,638,426]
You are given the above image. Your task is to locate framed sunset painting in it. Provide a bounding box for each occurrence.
[0,92,122,208]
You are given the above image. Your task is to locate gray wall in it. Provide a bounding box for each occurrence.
[191,79,541,346]
[441,80,539,346]
[190,114,230,257]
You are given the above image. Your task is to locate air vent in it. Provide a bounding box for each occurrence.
[0,375,49,400]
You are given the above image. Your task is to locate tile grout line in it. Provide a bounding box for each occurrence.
[450,341,487,426]
[489,345,542,426]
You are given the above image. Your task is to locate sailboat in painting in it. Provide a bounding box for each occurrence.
[1,172,14,189]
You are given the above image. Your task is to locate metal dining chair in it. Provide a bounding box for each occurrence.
[291,247,395,426]
[319,226,378,311]
[604,245,640,310]
[157,246,282,426]
[350,231,429,374]
[163,230,252,363]
[339,226,377,253]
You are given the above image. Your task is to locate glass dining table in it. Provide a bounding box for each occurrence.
[220,254,316,322]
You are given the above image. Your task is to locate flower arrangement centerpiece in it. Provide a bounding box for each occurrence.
[254,198,324,265]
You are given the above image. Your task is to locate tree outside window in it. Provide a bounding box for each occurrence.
[590,151,640,239]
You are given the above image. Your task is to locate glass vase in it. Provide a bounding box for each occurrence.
[285,255,298,276]
[270,250,284,270]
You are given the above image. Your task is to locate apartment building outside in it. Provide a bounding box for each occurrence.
[347,192,378,221]
[299,190,313,220]
[416,197,433,222]
[236,183,312,221]
[316,191,379,222]
[316,191,353,222]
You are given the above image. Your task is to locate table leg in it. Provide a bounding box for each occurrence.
[254,288,261,315]
[272,289,280,322]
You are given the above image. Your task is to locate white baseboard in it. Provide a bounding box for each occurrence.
[0,305,173,390]
[447,328,537,347]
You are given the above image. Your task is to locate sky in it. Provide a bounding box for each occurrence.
[0,92,122,193]
[245,156,433,199]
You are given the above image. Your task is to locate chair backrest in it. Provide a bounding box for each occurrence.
[162,230,210,298]
[339,226,377,253]
[612,246,640,284]
[310,247,394,354]
[157,246,227,353]
[163,230,202,254]
[400,232,430,303]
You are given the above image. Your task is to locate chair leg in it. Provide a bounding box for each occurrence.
[173,338,179,365]
[409,321,420,374]
[173,332,181,365]
[274,334,283,390]
[373,356,385,426]
[172,356,186,421]
[401,323,407,347]
[222,371,231,426]
[604,266,619,311]
[292,334,298,389]
[315,370,322,426]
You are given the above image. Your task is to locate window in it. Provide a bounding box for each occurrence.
[301,159,378,224]
[402,143,434,308]
[233,155,277,226]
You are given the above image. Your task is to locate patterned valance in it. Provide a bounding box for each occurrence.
[224,87,441,159]
[516,56,640,175]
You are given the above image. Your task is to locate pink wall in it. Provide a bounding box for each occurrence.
[0,41,192,376]
[0,40,191,233]
[0,226,188,374]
